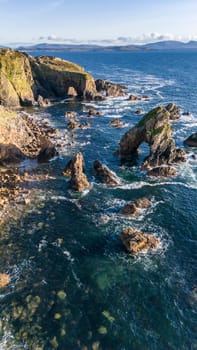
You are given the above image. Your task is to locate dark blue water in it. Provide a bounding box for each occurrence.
[0,51,197,349]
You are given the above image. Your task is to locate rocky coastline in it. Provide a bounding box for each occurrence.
[0,48,196,295]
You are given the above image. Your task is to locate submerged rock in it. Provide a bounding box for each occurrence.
[0,273,10,288]
[119,197,151,216]
[63,152,90,192]
[119,106,185,172]
[184,132,197,147]
[93,160,120,186]
[95,79,127,97]
[120,228,159,254]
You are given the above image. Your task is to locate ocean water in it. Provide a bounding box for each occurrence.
[0,51,197,350]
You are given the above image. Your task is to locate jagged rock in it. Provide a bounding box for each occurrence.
[67,118,80,130]
[119,106,185,171]
[93,160,120,186]
[184,132,197,147]
[65,111,77,118]
[63,153,90,191]
[0,106,57,163]
[108,118,125,128]
[120,228,159,255]
[166,103,180,120]
[147,166,177,177]
[128,94,141,101]
[95,79,127,97]
[119,197,151,216]
[0,49,97,107]
[37,95,50,107]
[0,273,10,288]
[37,137,58,162]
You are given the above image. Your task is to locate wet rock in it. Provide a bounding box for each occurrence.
[128,94,141,101]
[147,166,177,177]
[119,106,185,170]
[120,228,159,254]
[37,137,58,162]
[93,160,120,186]
[95,79,127,97]
[135,109,144,115]
[65,111,77,118]
[87,108,96,117]
[182,111,190,116]
[63,152,90,192]
[184,132,197,147]
[166,103,180,120]
[119,197,151,216]
[0,273,10,288]
[96,111,103,116]
[67,118,80,130]
[37,95,50,107]
[0,143,25,164]
[108,118,125,128]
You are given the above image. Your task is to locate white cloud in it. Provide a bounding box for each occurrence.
[36,33,197,46]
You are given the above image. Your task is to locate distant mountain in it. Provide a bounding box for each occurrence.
[143,40,197,50]
[16,40,197,52]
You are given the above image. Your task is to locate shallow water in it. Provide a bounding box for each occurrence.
[0,51,197,349]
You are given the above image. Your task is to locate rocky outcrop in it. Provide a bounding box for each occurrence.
[166,103,180,120]
[93,160,120,186]
[0,273,10,288]
[95,79,127,97]
[120,228,159,255]
[147,166,177,177]
[63,153,90,191]
[119,197,151,216]
[0,106,57,164]
[184,132,197,147]
[37,95,51,107]
[119,106,185,172]
[0,49,97,107]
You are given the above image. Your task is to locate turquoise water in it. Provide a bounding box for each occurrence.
[0,51,197,349]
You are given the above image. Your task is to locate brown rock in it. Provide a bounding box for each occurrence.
[119,197,151,216]
[120,228,159,255]
[63,153,90,192]
[119,106,185,170]
[128,94,141,101]
[65,111,77,118]
[147,166,177,177]
[95,79,127,97]
[67,118,79,130]
[166,103,180,120]
[37,95,50,107]
[135,197,151,208]
[93,160,120,186]
[0,273,10,288]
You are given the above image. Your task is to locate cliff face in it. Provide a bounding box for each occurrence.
[0,49,97,107]
[0,106,57,163]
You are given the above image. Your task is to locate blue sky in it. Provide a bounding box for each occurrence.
[0,0,197,44]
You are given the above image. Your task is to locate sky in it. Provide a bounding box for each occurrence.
[0,0,197,45]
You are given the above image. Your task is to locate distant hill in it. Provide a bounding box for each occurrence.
[12,40,197,52]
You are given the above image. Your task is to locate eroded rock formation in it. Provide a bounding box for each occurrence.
[119,106,185,172]
[93,160,120,186]
[119,197,151,216]
[95,79,127,97]
[166,103,180,120]
[120,228,159,255]
[63,153,90,191]
[0,49,97,107]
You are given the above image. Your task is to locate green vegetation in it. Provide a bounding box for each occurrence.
[137,106,163,128]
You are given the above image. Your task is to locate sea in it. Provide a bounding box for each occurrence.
[0,50,197,350]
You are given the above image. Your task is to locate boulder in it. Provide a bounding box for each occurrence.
[0,273,10,288]
[65,111,77,118]
[37,137,58,162]
[63,153,90,192]
[95,79,127,97]
[37,95,51,107]
[119,106,185,171]
[166,103,180,120]
[128,94,141,101]
[67,118,80,130]
[147,166,177,177]
[0,143,25,164]
[93,160,120,186]
[119,197,151,216]
[120,228,159,255]
[184,132,197,147]
[135,109,144,115]
[108,118,125,128]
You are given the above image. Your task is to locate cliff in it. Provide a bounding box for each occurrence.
[0,49,97,107]
[0,106,57,163]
